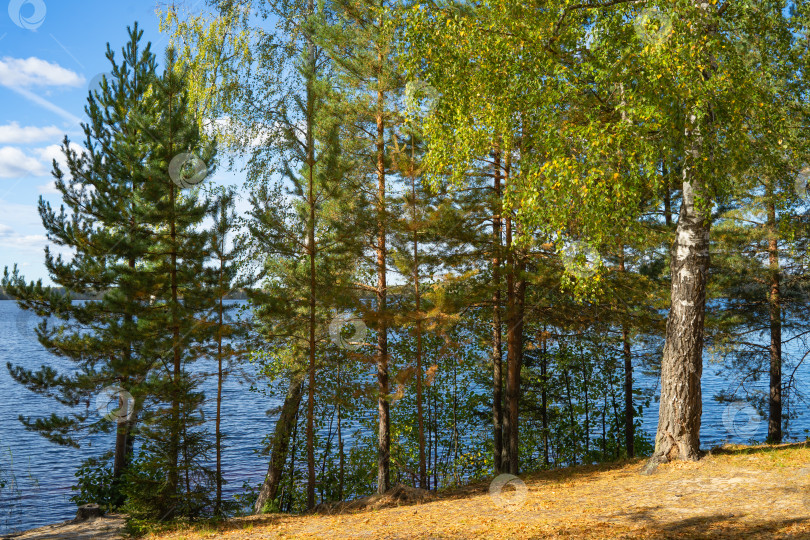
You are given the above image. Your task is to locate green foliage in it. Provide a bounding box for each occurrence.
[70,454,117,511]
[8,0,810,530]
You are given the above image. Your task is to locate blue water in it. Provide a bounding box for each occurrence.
[0,300,277,534]
[1,300,809,534]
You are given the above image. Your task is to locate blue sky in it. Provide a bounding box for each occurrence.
[0,1,241,284]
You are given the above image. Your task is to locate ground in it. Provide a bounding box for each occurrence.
[2,514,126,540]
[9,443,810,539]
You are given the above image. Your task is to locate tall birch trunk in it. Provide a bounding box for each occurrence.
[254,374,305,513]
[652,115,710,462]
[650,3,717,464]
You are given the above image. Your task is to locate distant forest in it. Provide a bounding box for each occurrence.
[0,288,249,300]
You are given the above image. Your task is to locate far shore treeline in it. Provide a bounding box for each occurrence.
[0,288,250,301]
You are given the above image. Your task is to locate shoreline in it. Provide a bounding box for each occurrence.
[1,512,126,540]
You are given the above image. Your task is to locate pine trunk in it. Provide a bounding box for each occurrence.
[112,395,131,485]
[375,85,390,494]
[215,255,225,515]
[541,335,549,466]
[618,246,634,458]
[767,195,782,443]
[622,327,634,458]
[503,212,525,475]
[112,261,135,506]
[305,56,317,514]
[491,145,504,474]
[411,169,426,490]
[168,181,181,506]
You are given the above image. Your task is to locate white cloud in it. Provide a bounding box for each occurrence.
[208,115,277,148]
[0,225,47,248]
[0,147,47,178]
[36,142,84,170]
[0,212,48,255]
[0,200,60,258]
[0,200,40,228]
[36,144,65,167]
[0,143,85,179]
[0,122,63,144]
[37,180,59,195]
[0,57,85,88]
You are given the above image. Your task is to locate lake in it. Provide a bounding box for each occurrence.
[1,300,808,534]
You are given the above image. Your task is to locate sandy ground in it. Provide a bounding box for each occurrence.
[10,443,810,539]
[149,443,810,539]
[1,514,126,540]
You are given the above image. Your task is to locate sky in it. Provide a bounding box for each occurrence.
[0,0,243,285]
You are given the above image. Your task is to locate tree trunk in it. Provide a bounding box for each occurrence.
[337,357,345,500]
[168,181,181,508]
[491,144,504,474]
[582,349,590,455]
[650,4,718,464]
[112,257,135,507]
[504,210,525,475]
[215,260,224,515]
[766,194,782,443]
[540,334,549,466]
[375,84,390,494]
[411,164,427,490]
[112,394,131,487]
[622,327,634,458]
[254,374,305,513]
[304,0,318,510]
[618,246,634,458]
[651,114,710,463]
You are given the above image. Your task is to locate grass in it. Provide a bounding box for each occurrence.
[143,442,810,539]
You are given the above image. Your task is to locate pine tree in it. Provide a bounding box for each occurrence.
[237,0,364,511]
[1,24,160,507]
[122,46,217,519]
[389,125,443,489]
[205,187,247,515]
[316,0,404,494]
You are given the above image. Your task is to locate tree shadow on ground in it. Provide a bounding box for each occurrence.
[622,512,810,539]
[707,441,809,457]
